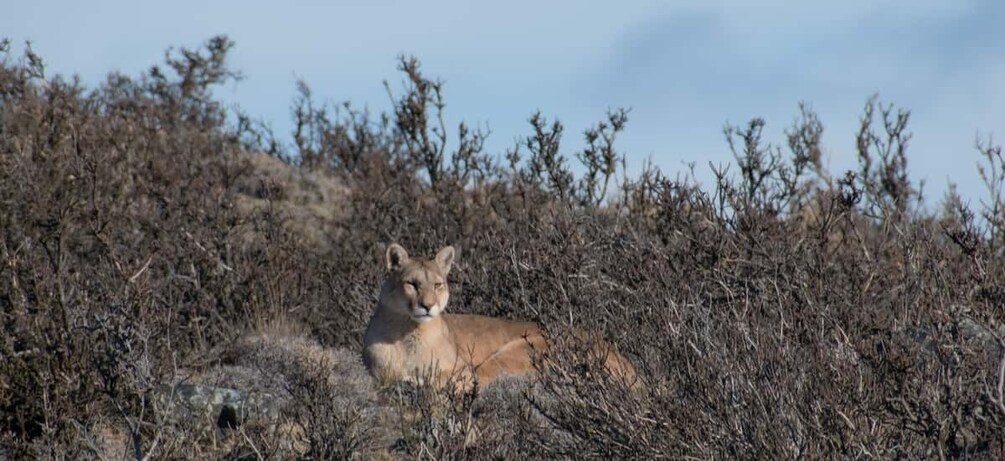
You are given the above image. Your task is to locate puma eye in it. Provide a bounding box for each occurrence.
[404,282,417,290]
[434,283,445,290]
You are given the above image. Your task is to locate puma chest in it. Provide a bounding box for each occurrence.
[364,330,460,378]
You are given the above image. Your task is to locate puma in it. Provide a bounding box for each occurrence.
[362,244,636,390]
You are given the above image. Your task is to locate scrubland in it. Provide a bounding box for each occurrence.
[2,36,1005,459]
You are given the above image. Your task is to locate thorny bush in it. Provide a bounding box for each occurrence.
[2,37,1005,459]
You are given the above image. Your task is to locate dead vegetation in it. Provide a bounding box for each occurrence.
[2,36,1005,459]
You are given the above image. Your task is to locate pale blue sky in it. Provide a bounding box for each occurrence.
[4,1,1003,205]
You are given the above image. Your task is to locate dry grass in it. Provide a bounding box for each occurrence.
[2,36,1005,459]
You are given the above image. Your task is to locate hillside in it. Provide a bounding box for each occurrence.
[2,36,1005,459]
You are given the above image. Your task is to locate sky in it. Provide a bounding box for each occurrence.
[4,0,1003,206]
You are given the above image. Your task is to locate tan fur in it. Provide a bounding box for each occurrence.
[363,244,636,389]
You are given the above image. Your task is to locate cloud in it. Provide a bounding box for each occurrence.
[579,0,1004,201]
[2,0,1001,203]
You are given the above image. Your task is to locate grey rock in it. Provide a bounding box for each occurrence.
[157,383,283,428]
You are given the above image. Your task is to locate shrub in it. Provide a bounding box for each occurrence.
[1,36,1003,459]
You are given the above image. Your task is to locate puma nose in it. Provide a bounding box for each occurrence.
[418,303,432,313]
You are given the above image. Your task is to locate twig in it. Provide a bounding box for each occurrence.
[184,231,234,272]
[128,256,154,284]
[994,347,1005,416]
[240,427,266,461]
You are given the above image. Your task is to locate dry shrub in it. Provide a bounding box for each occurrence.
[2,37,1005,459]
[230,335,385,459]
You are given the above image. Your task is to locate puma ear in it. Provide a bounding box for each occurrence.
[435,246,456,273]
[386,243,409,271]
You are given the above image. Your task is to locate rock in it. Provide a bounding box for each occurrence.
[157,383,283,428]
